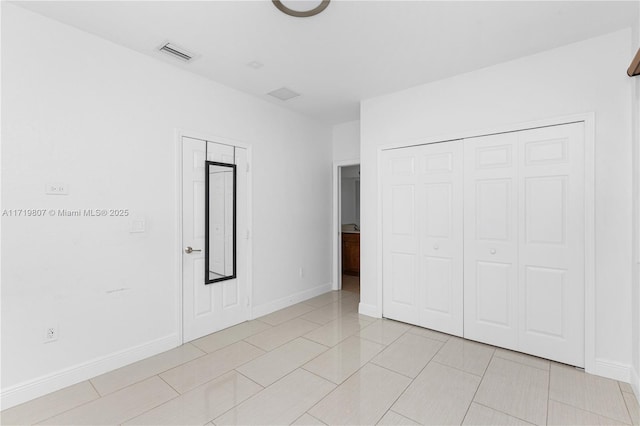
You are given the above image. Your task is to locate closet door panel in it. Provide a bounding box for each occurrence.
[416,141,464,336]
[517,123,585,367]
[463,133,519,350]
[382,147,420,324]
[382,141,464,336]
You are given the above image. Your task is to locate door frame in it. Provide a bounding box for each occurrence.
[377,112,596,374]
[175,128,253,345]
[333,159,360,290]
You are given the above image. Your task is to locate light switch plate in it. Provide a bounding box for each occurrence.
[46,183,68,195]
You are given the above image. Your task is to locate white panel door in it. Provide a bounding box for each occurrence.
[464,133,519,350]
[463,123,585,366]
[383,141,463,336]
[517,123,584,366]
[382,146,420,325]
[182,137,249,343]
[416,141,464,335]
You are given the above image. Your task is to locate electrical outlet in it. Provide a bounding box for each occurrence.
[44,326,58,343]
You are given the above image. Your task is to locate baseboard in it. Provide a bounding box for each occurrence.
[593,358,632,383]
[632,366,640,404]
[358,302,381,319]
[0,333,178,410]
[251,282,333,319]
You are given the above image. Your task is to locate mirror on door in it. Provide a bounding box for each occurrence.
[205,160,236,284]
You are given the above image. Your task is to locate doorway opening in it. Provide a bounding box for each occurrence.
[333,161,361,296]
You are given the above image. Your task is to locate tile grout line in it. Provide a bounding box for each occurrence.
[156,374,182,396]
[240,338,268,353]
[370,364,417,425]
[87,345,211,398]
[374,343,449,425]
[243,308,365,353]
[430,343,551,380]
[472,353,552,425]
[430,359,485,378]
[547,396,633,424]
[546,362,551,425]
[302,316,372,347]
[87,379,101,397]
[471,401,536,425]
[370,361,418,380]
[35,375,175,426]
[190,323,274,353]
[205,371,281,424]
[257,304,317,327]
[298,335,331,350]
[292,411,328,425]
[301,351,400,424]
[301,335,387,387]
[187,370,266,425]
[621,383,637,425]
[233,369,266,390]
[118,374,183,425]
[492,352,551,372]
[355,325,411,347]
[306,412,328,425]
[25,381,103,426]
[461,348,495,425]
[241,325,320,353]
[212,367,330,424]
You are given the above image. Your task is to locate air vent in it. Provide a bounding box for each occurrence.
[158,42,194,62]
[267,87,300,101]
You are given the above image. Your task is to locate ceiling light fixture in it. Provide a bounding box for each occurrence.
[272,0,330,18]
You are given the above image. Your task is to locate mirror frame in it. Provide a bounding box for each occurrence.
[204,160,237,284]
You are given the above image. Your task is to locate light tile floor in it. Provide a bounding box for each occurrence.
[2,290,639,425]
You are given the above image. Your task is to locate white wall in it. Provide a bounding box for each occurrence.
[631,6,640,400]
[1,4,332,407]
[332,120,360,162]
[360,29,635,381]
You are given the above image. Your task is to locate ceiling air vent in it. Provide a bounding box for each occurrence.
[158,42,194,62]
[267,87,300,101]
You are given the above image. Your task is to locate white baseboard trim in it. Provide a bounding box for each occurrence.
[0,333,178,410]
[251,282,333,319]
[358,302,381,319]
[632,367,640,404]
[592,358,632,383]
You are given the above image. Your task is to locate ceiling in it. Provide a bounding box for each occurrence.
[14,1,639,125]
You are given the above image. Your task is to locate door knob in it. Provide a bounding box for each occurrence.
[184,246,202,254]
[490,248,496,255]
[433,244,439,250]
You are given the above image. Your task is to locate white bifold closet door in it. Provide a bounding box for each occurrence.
[382,122,585,367]
[382,140,464,337]
[464,123,585,367]
[462,132,519,351]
